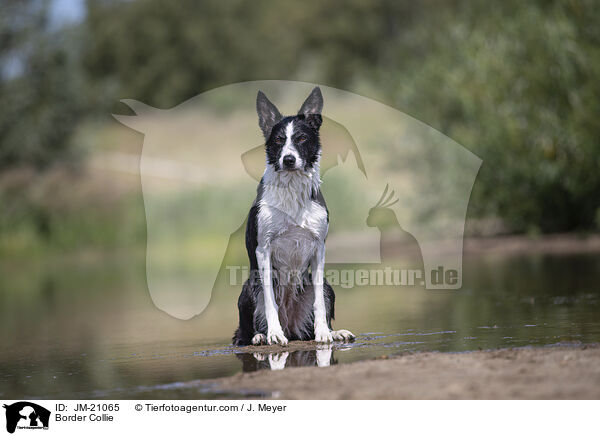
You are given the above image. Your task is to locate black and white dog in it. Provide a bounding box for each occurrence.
[233,87,355,346]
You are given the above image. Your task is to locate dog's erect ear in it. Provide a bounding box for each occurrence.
[298,86,323,116]
[298,86,323,131]
[256,91,283,140]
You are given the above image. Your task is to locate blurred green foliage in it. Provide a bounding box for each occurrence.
[1,0,599,240]
[376,0,600,233]
[1,0,86,168]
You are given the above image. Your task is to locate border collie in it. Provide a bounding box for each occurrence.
[233,87,355,346]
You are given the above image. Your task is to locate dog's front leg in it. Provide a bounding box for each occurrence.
[256,245,288,345]
[312,244,333,343]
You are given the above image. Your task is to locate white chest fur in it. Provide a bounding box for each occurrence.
[258,164,328,243]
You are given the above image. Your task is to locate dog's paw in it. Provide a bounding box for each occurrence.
[314,326,333,343]
[268,352,289,370]
[332,329,355,342]
[251,333,267,345]
[267,330,289,346]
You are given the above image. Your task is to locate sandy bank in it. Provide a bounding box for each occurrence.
[215,344,600,399]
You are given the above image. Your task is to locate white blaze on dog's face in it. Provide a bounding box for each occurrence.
[278,121,301,170]
[256,88,323,173]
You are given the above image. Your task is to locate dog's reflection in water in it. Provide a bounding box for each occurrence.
[237,345,337,372]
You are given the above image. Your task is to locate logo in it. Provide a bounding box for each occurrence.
[113,81,482,319]
[3,402,50,434]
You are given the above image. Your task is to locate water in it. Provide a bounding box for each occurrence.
[0,251,599,399]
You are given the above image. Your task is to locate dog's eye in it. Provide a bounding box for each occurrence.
[297,135,307,143]
[274,137,285,145]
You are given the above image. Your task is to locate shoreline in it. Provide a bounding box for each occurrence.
[3,232,599,269]
[213,344,600,399]
[463,233,600,255]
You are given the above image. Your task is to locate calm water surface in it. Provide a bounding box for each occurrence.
[0,251,599,399]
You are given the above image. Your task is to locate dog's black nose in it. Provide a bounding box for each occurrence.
[283,154,296,168]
